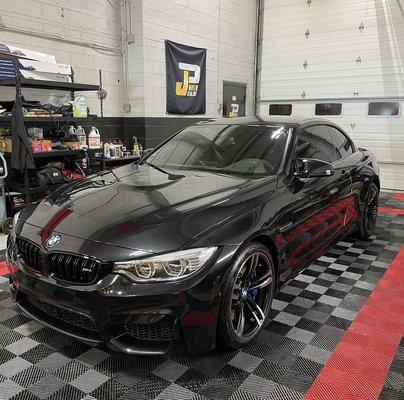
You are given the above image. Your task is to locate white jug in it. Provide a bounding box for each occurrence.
[71,96,87,118]
[88,127,101,149]
[76,126,87,148]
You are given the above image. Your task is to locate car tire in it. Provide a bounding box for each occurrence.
[358,182,379,240]
[2,217,13,235]
[218,242,276,350]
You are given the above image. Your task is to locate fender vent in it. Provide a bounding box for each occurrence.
[26,295,97,331]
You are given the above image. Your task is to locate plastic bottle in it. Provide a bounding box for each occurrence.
[72,96,88,118]
[109,140,116,158]
[76,126,87,148]
[117,140,124,158]
[82,148,89,172]
[68,125,76,138]
[88,127,101,149]
[104,141,111,158]
[132,136,141,158]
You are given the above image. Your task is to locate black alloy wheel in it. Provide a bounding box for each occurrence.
[360,183,379,239]
[218,243,275,349]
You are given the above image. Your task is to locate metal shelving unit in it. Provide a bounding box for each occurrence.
[0,78,100,92]
[0,116,99,123]
[97,155,140,171]
[0,72,102,203]
[3,150,84,159]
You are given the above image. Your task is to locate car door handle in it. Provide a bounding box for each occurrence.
[280,222,293,233]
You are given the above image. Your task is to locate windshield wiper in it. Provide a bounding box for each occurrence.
[144,161,170,175]
[144,161,185,180]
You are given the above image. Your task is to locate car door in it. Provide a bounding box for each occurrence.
[326,125,356,226]
[285,125,349,274]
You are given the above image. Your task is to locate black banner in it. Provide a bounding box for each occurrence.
[165,40,206,115]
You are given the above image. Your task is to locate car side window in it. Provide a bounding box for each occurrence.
[295,125,339,163]
[327,126,354,158]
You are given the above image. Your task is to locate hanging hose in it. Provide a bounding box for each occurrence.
[0,151,10,233]
[0,152,8,179]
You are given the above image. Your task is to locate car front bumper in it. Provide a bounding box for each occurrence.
[6,238,237,355]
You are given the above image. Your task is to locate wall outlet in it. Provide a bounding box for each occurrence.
[124,103,132,113]
[126,34,136,45]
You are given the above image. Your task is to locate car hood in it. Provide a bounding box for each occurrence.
[21,163,277,253]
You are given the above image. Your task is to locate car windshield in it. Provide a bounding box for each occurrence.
[145,124,289,176]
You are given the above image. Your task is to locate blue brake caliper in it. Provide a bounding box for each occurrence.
[250,271,259,301]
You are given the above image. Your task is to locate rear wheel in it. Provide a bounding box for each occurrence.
[218,243,275,349]
[358,183,379,239]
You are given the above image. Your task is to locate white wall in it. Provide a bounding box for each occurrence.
[259,0,404,190]
[126,0,257,118]
[0,0,124,117]
[0,0,257,120]
[126,0,146,117]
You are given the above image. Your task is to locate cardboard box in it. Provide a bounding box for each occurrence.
[62,141,81,150]
[0,57,72,82]
[0,43,56,63]
[20,70,72,83]
[19,59,72,75]
[0,138,12,153]
[0,58,15,80]
[41,140,52,152]
[0,43,72,83]
[31,140,42,153]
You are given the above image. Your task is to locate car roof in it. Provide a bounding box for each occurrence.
[196,116,336,129]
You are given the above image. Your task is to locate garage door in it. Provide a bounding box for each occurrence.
[258,0,404,190]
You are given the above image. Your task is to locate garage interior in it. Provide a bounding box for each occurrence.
[0,1,403,400]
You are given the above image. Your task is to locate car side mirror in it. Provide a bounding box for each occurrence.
[294,158,334,178]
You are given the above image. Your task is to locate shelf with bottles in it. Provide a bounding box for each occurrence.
[3,149,84,159]
[0,115,99,123]
[102,138,136,160]
[98,155,140,163]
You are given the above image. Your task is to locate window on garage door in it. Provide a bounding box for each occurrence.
[269,104,292,116]
[327,126,354,158]
[315,103,342,116]
[368,102,400,116]
[296,125,339,163]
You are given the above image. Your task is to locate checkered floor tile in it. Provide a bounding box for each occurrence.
[0,191,403,400]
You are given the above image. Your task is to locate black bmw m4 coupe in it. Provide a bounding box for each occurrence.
[7,117,380,355]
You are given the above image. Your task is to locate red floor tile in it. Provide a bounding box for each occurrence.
[305,248,404,400]
[378,207,404,215]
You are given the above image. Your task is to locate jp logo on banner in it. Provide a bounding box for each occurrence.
[165,40,206,115]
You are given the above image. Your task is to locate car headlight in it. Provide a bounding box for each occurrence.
[10,211,21,240]
[113,247,217,282]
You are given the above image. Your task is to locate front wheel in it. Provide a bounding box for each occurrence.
[218,243,275,350]
[358,182,379,239]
